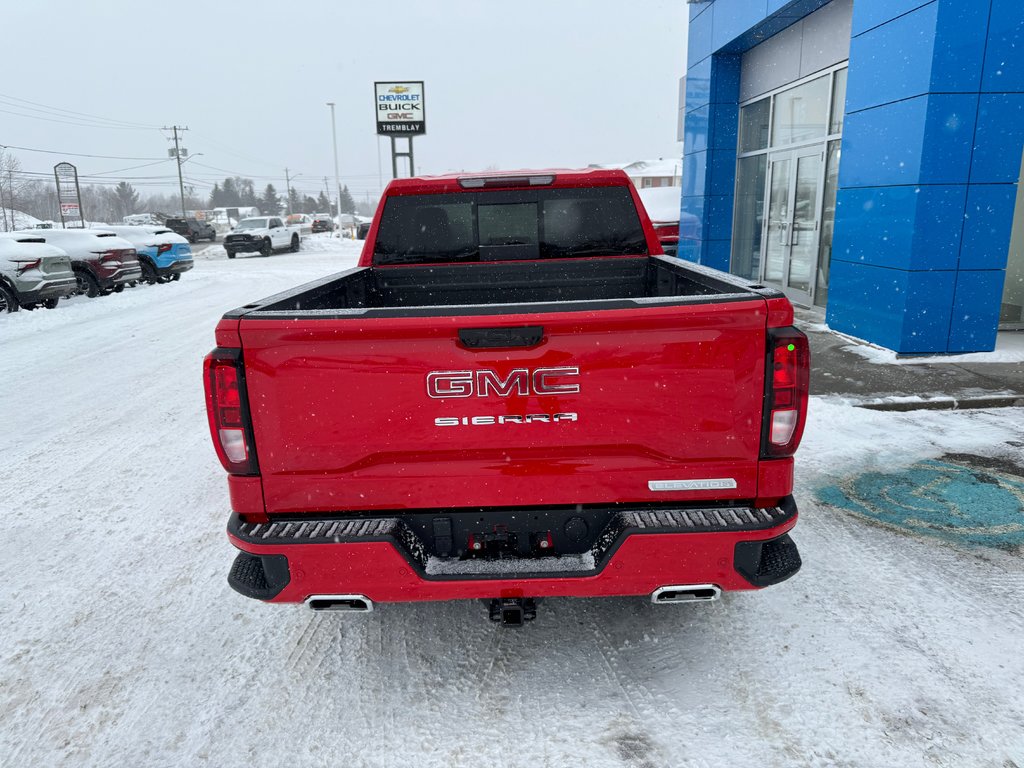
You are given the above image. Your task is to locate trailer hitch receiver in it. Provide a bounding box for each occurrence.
[488,597,537,627]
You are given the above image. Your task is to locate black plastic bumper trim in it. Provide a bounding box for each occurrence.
[228,497,798,583]
[227,551,290,600]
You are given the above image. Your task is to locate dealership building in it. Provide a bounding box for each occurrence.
[679,0,1023,353]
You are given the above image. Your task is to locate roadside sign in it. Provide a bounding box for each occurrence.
[53,162,85,228]
[374,81,426,135]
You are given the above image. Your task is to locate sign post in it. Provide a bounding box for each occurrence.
[53,162,85,228]
[374,81,425,178]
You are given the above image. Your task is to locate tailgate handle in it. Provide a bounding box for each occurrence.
[458,326,544,349]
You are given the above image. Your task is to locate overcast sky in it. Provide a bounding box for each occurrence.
[2,1,687,203]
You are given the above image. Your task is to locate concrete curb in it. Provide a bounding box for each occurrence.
[856,396,1024,412]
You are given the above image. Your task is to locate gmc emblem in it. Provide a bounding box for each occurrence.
[426,367,580,399]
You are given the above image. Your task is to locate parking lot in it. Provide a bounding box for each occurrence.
[2,239,1023,768]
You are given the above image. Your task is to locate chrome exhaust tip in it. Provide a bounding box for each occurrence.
[306,594,374,612]
[651,584,721,604]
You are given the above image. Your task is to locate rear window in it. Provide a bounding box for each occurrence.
[373,186,647,265]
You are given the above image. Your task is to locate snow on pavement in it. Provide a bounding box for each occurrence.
[2,237,1023,767]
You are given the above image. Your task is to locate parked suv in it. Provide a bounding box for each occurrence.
[98,225,194,284]
[166,217,217,244]
[0,236,77,312]
[311,214,335,233]
[6,229,142,298]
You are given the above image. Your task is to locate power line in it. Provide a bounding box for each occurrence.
[0,143,166,161]
[0,106,159,131]
[0,91,160,129]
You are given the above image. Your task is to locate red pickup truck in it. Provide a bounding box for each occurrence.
[204,169,808,626]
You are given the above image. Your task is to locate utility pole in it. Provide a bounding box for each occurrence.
[164,125,189,217]
[326,102,342,229]
[285,167,292,214]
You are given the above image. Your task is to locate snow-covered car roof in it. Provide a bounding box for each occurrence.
[95,225,188,246]
[1,228,136,255]
[0,236,69,269]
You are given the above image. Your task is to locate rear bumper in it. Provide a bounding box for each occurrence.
[155,259,194,277]
[226,498,801,604]
[17,277,78,304]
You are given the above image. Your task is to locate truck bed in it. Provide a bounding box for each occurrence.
[226,256,774,320]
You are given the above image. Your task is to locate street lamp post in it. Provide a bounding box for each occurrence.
[326,102,342,233]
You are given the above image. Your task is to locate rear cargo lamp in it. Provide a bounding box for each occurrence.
[458,174,555,189]
[761,328,809,458]
[204,350,258,475]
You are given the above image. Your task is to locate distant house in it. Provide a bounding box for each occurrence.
[588,159,681,189]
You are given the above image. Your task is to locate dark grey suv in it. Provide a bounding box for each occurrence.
[166,217,217,244]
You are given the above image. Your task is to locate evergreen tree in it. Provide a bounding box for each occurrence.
[209,183,223,208]
[339,184,356,214]
[113,181,139,218]
[287,186,302,214]
[221,177,241,207]
[316,191,332,213]
[236,177,258,207]
[259,184,281,215]
[302,195,318,214]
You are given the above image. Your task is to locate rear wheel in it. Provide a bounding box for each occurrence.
[261,238,273,257]
[0,283,19,313]
[112,284,125,293]
[74,269,100,298]
[140,260,158,285]
[226,249,236,259]
[188,233,198,244]
[43,297,59,309]
[289,234,299,253]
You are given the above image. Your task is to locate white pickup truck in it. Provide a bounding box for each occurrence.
[223,216,302,258]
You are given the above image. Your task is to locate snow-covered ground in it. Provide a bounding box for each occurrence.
[2,237,1023,767]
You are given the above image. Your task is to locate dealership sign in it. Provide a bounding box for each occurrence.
[374,81,425,135]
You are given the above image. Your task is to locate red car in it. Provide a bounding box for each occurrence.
[205,169,808,626]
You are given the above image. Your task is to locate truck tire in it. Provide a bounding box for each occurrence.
[189,233,198,244]
[43,297,60,309]
[0,282,19,313]
[290,234,299,253]
[74,269,100,298]
[261,238,273,257]
[225,249,236,259]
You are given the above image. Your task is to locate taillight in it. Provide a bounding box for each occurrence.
[157,243,173,254]
[761,327,809,458]
[94,249,121,263]
[12,258,41,274]
[204,350,258,475]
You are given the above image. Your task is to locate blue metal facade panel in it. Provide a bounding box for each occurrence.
[982,0,1024,93]
[850,0,933,36]
[949,271,1004,351]
[961,185,1019,270]
[682,0,1022,352]
[832,185,966,271]
[971,94,1024,184]
[839,94,978,187]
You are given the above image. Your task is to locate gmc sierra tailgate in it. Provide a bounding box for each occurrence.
[236,297,769,514]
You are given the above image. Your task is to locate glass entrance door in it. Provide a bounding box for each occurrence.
[760,147,824,305]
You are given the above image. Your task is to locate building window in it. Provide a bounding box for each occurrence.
[771,74,830,147]
[830,69,848,135]
[739,98,770,153]
[816,140,841,307]
[730,155,767,280]
[730,65,847,305]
